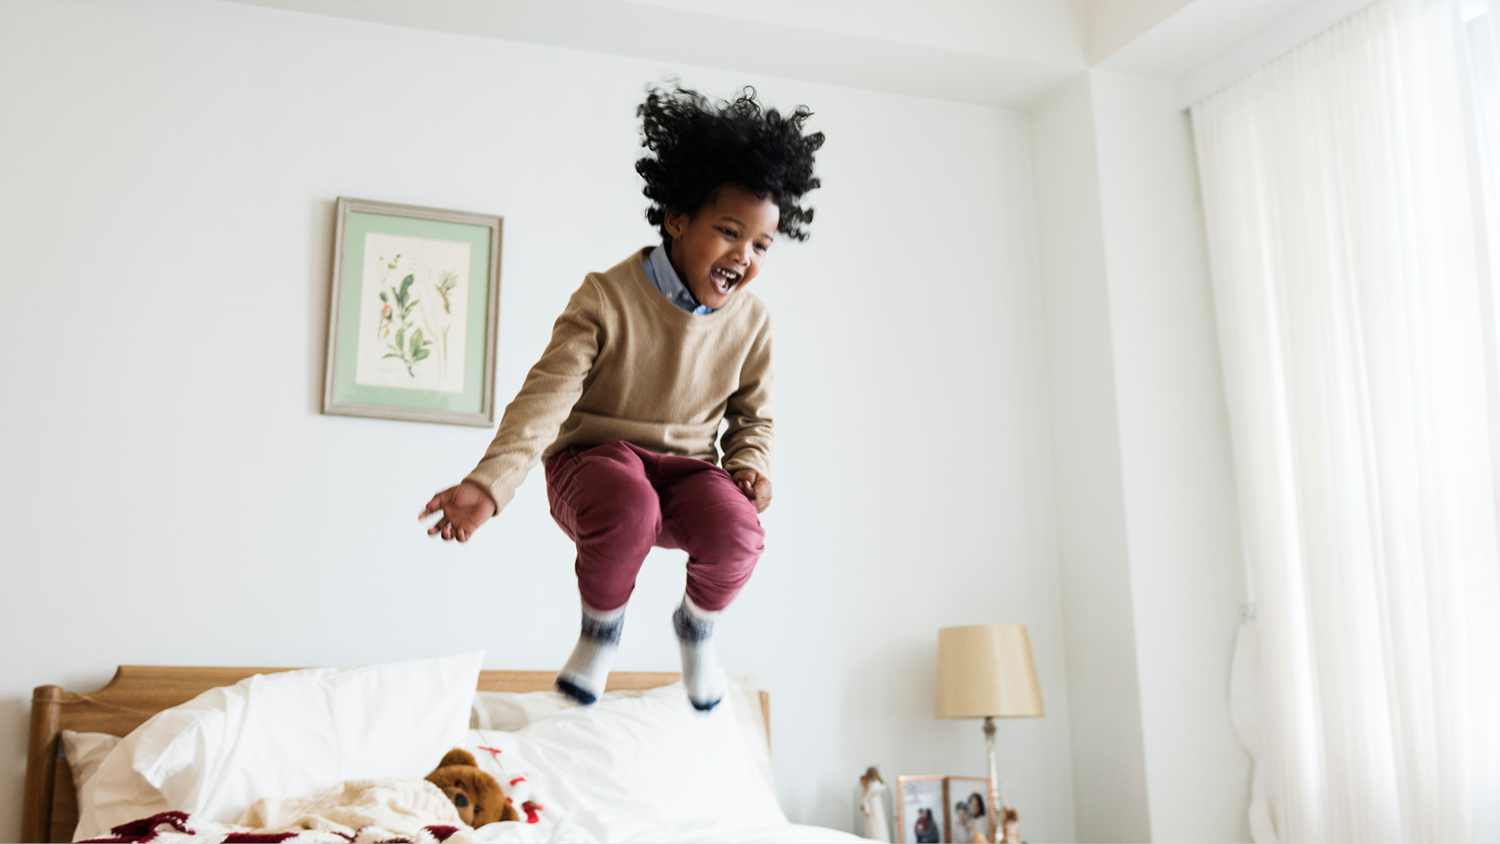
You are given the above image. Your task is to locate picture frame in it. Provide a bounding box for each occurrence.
[945,776,996,844]
[322,197,503,426]
[895,776,998,844]
[896,775,947,844]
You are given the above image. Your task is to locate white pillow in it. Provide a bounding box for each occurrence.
[75,652,483,839]
[471,676,776,797]
[507,682,785,842]
[62,731,121,794]
[472,676,769,742]
[67,731,171,843]
[461,731,597,843]
[723,676,777,797]
[470,689,572,732]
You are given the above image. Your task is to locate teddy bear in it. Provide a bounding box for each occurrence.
[425,748,518,827]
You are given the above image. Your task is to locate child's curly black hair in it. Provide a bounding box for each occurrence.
[636,83,825,242]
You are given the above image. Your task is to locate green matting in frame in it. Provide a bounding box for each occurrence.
[322,197,502,426]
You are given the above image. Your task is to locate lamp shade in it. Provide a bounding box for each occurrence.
[935,624,1044,719]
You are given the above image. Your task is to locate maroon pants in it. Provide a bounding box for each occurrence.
[545,441,765,613]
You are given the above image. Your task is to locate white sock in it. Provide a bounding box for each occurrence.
[673,595,727,711]
[556,602,626,705]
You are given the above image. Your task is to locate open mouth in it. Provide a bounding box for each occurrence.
[709,266,742,295]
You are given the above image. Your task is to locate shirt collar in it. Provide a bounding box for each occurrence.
[645,243,715,315]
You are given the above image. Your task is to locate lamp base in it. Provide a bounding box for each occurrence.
[984,717,999,843]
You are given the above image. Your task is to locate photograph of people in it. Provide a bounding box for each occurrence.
[913,807,940,843]
[898,778,947,844]
[952,791,989,843]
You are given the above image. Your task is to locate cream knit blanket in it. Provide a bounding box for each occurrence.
[237,777,465,838]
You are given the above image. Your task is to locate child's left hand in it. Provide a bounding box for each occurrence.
[733,470,773,513]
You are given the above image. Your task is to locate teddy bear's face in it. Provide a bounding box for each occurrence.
[426,748,516,828]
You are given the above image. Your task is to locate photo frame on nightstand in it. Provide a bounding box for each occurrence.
[896,775,998,844]
[896,775,947,844]
[945,776,996,844]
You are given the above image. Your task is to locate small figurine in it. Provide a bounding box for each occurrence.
[859,766,891,842]
[1000,805,1020,844]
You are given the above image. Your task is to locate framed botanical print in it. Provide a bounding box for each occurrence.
[322,197,502,426]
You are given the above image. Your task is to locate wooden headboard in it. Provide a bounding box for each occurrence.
[23,666,770,844]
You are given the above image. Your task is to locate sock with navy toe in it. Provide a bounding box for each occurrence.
[673,595,727,711]
[556,602,625,705]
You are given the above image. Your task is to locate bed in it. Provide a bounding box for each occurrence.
[22,660,867,844]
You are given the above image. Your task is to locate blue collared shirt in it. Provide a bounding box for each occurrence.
[643,243,715,315]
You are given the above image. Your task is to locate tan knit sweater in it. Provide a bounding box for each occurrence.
[465,248,774,514]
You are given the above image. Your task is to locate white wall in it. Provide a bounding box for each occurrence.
[0,0,1075,840]
[1029,72,1155,844]
[1028,69,1250,842]
[1090,71,1249,843]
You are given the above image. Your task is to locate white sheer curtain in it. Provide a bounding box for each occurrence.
[1191,1,1500,842]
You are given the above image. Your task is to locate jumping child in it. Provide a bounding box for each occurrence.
[418,84,824,711]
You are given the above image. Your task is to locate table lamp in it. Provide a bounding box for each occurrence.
[935,624,1044,837]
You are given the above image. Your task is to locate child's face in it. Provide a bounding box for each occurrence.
[664,183,779,310]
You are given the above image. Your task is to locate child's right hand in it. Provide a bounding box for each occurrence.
[419,482,497,542]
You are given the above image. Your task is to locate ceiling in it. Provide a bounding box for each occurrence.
[219,0,1333,107]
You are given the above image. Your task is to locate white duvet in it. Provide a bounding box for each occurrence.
[81,810,869,844]
[454,684,869,843]
[469,817,869,843]
[65,656,873,844]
